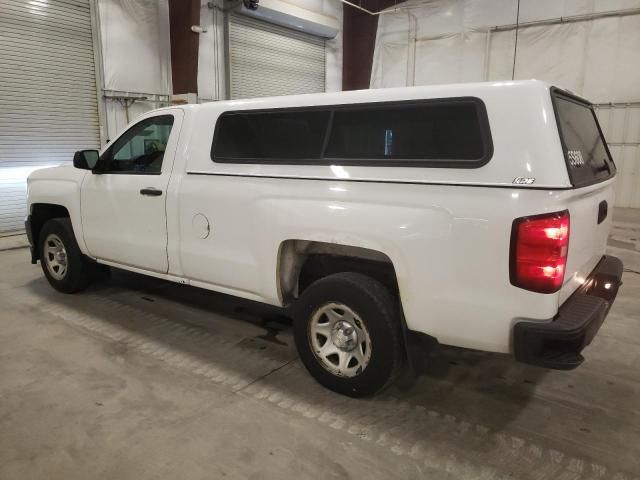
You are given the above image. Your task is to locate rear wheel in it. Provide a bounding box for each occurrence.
[293,272,404,397]
[39,218,96,293]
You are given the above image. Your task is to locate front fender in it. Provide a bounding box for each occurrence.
[27,167,88,255]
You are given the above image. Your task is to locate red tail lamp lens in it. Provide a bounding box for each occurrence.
[510,211,570,294]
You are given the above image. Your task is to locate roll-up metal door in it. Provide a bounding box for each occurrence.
[0,0,100,234]
[227,14,325,100]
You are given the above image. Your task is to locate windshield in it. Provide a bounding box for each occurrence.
[553,91,616,188]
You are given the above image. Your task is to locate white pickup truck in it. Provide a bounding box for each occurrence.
[26,80,623,396]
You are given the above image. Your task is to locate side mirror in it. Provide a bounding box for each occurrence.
[73,150,99,170]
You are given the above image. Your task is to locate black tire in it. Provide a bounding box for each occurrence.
[293,272,404,397]
[39,218,94,294]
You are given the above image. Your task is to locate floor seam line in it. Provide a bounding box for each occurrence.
[235,358,297,394]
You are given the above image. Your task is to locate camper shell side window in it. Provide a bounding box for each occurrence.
[211,98,493,168]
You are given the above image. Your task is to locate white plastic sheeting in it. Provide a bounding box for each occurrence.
[197,0,342,101]
[371,0,640,103]
[97,0,171,139]
[596,104,640,207]
[98,0,171,94]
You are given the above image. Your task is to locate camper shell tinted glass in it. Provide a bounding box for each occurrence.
[552,89,616,188]
[214,110,330,160]
[324,101,485,160]
[211,98,493,167]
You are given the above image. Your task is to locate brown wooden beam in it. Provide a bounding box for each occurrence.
[168,0,200,94]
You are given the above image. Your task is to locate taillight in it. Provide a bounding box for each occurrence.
[510,210,570,294]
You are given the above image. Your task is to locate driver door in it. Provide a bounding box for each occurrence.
[81,110,184,273]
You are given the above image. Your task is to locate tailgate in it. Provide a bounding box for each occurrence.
[560,179,615,303]
[551,88,617,303]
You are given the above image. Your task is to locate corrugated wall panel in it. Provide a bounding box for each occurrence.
[0,0,100,233]
[227,14,325,100]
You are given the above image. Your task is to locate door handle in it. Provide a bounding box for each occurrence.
[140,188,163,197]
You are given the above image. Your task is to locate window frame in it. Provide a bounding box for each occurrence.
[210,97,494,168]
[95,114,176,176]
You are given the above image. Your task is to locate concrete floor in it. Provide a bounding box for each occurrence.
[1,212,639,480]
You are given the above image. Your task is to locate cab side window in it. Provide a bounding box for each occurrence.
[100,115,174,174]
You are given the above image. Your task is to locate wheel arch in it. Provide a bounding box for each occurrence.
[29,203,71,261]
[277,239,400,306]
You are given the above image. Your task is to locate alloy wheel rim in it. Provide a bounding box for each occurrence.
[44,234,68,280]
[308,302,372,378]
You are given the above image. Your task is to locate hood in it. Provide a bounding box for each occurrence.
[27,165,87,183]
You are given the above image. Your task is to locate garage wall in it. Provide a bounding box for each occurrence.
[0,0,101,234]
[226,13,326,99]
[0,0,341,235]
[198,0,342,101]
[371,0,640,207]
[96,0,172,140]
[596,103,640,208]
[0,0,174,235]
[371,0,640,100]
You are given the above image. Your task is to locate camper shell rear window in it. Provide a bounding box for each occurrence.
[551,88,616,188]
[211,98,493,168]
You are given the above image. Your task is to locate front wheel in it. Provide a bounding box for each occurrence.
[39,218,95,293]
[293,272,404,397]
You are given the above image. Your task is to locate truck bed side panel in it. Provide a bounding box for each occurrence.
[176,175,570,353]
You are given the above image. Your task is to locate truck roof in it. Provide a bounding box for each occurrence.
[183,79,557,114]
